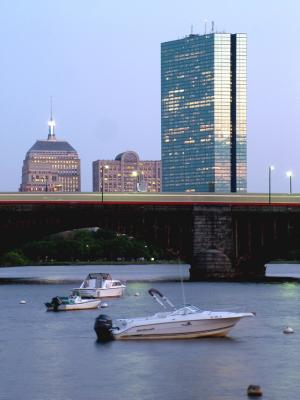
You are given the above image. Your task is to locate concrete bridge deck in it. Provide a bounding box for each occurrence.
[0,192,300,205]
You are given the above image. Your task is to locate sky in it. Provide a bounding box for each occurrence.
[0,0,299,193]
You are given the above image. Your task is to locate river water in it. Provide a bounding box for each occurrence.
[0,264,300,400]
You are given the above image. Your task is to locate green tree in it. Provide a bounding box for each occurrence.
[1,250,28,266]
[94,229,116,241]
[55,240,82,261]
[22,240,57,261]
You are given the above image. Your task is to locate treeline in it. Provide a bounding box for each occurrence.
[0,229,168,266]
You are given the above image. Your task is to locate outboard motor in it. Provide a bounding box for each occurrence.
[51,296,63,311]
[94,314,114,341]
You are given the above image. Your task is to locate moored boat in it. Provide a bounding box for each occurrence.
[45,295,101,311]
[72,273,126,298]
[94,288,254,340]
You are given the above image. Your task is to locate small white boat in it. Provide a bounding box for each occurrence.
[94,288,254,340]
[45,295,101,311]
[73,273,126,298]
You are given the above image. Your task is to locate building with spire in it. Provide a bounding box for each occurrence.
[19,109,81,192]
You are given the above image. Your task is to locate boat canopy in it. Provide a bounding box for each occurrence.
[86,273,112,280]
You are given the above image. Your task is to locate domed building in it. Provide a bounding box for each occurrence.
[93,151,161,193]
[19,115,81,192]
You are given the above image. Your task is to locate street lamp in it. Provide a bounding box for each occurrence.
[101,165,109,203]
[86,244,90,262]
[268,165,275,204]
[286,171,293,195]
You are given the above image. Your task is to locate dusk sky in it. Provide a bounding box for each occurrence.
[0,0,298,193]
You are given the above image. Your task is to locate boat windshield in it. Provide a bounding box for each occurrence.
[171,305,201,315]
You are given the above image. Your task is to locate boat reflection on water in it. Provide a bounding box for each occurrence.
[94,288,254,341]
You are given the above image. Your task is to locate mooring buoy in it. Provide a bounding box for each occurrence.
[247,385,263,397]
[283,326,294,334]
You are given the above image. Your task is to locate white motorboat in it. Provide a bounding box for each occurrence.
[45,295,101,311]
[94,288,254,340]
[72,273,126,298]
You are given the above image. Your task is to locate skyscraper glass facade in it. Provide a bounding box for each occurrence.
[161,33,247,192]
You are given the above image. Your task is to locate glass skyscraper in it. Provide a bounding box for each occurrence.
[161,32,247,192]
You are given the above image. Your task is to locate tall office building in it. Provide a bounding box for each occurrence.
[161,32,247,192]
[20,115,81,192]
[93,151,161,193]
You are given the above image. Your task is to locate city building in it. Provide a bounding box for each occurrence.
[161,31,247,192]
[20,115,81,192]
[93,151,161,193]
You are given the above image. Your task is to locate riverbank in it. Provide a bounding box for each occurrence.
[1,273,300,285]
[0,259,183,268]
[0,263,190,284]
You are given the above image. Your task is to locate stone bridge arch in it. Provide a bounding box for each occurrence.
[0,203,194,264]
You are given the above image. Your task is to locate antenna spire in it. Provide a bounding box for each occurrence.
[48,96,56,141]
[50,96,53,120]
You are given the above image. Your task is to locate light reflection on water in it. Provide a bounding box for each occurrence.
[0,265,300,399]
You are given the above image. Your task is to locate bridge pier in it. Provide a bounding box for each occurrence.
[190,205,237,280]
[190,205,268,280]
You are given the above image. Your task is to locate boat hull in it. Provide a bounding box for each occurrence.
[111,317,242,340]
[73,287,125,298]
[46,299,101,311]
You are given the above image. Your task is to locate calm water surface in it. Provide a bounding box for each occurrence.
[0,263,190,282]
[0,264,300,400]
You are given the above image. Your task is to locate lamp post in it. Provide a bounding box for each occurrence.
[101,165,109,203]
[86,244,89,261]
[286,171,293,195]
[268,165,274,204]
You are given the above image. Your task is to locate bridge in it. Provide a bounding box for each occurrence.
[1,192,300,280]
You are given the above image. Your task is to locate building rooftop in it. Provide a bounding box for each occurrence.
[115,151,139,162]
[28,140,77,153]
